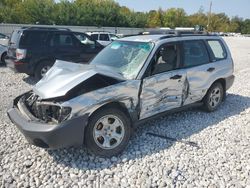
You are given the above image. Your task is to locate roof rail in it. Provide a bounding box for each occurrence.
[86,31,112,33]
[143,29,209,39]
[145,29,207,35]
[21,27,71,31]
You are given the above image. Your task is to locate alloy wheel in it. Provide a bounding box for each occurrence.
[93,115,125,150]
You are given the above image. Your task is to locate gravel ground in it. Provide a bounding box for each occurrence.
[0,37,250,188]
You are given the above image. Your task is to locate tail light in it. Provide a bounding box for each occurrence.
[16,49,27,60]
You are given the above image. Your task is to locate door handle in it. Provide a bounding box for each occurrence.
[170,75,182,80]
[207,67,215,72]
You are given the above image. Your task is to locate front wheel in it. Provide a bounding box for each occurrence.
[85,107,132,157]
[203,82,224,112]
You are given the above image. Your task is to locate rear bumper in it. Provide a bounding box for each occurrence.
[225,75,235,90]
[5,56,31,74]
[7,106,88,149]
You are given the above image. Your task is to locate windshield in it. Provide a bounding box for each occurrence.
[91,41,154,79]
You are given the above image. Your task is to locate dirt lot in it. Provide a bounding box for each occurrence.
[0,37,250,188]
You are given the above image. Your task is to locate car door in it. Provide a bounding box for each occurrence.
[139,42,188,120]
[181,40,217,105]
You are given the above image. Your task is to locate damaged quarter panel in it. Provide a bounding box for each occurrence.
[182,38,233,105]
[61,79,141,120]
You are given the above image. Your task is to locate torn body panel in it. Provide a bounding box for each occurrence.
[139,69,187,119]
[62,80,141,119]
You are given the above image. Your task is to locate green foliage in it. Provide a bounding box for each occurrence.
[0,0,249,34]
[163,8,188,28]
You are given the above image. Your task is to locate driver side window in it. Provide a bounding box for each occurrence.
[151,43,180,75]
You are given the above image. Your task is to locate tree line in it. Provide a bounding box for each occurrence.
[0,0,249,34]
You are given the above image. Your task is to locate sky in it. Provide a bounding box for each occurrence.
[114,0,250,19]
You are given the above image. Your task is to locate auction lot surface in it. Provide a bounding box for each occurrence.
[1,37,250,188]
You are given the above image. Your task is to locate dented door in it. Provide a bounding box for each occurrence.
[139,69,187,119]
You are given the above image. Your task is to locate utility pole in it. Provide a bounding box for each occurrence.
[207,1,212,31]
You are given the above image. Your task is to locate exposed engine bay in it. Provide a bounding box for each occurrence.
[18,92,71,124]
[17,72,124,124]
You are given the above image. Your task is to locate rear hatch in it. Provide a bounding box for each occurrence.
[7,29,22,58]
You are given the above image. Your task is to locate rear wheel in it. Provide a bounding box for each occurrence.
[35,61,53,80]
[203,82,224,112]
[1,52,7,65]
[85,107,132,157]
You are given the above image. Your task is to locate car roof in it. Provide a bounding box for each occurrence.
[118,34,221,43]
[118,35,166,42]
[17,27,71,32]
[86,32,114,34]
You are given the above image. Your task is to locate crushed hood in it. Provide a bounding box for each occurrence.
[33,60,125,99]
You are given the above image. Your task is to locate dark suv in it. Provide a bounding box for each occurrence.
[6,27,103,79]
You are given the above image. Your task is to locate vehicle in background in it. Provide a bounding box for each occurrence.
[86,31,119,46]
[0,33,9,46]
[5,27,103,80]
[8,31,234,157]
[0,44,7,64]
[73,32,97,45]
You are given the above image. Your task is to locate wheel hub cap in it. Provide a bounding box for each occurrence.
[209,87,221,108]
[93,115,125,150]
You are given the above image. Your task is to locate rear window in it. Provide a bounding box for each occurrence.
[0,33,6,39]
[20,31,48,47]
[207,40,227,60]
[10,30,21,46]
[183,40,210,68]
[99,34,109,41]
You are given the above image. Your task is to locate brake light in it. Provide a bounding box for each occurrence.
[16,49,27,60]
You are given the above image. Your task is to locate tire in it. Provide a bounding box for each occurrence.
[85,107,132,157]
[203,82,224,112]
[1,52,7,65]
[34,61,53,81]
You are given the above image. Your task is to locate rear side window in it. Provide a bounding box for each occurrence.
[183,40,210,68]
[50,34,74,46]
[91,34,98,40]
[0,33,6,39]
[20,31,48,47]
[207,40,227,60]
[99,34,109,41]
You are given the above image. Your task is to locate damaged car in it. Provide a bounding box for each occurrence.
[8,33,234,157]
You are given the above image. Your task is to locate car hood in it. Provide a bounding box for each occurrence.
[33,60,125,99]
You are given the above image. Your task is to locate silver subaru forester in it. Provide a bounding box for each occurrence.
[8,33,234,157]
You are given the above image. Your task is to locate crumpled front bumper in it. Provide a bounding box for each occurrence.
[7,103,89,149]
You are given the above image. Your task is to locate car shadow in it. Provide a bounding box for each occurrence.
[47,93,250,170]
[22,76,37,86]
[0,63,6,67]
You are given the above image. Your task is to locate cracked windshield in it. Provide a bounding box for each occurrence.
[91,41,153,79]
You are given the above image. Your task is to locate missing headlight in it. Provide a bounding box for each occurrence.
[33,102,72,124]
[21,92,72,124]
